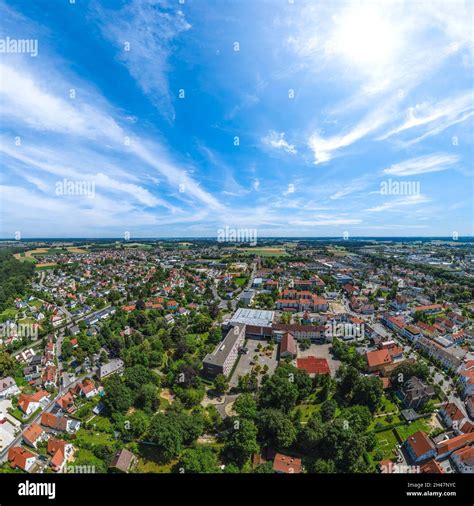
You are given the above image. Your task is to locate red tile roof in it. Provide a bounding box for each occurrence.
[296,356,330,375]
[280,332,297,356]
[437,433,474,454]
[405,431,434,459]
[272,453,302,474]
[8,447,35,471]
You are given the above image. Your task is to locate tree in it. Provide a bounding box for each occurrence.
[351,376,383,412]
[135,383,160,413]
[256,409,297,448]
[124,364,159,391]
[147,413,183,462]
[224,419,259,467]
[103,375,133,415]
[320,399,337,422]
[213,374,229,395]
[61,340,73,361]
[127,410,151,438]
[253,462,275,473]
[309,459,336,473]
[208,326,222,345]
[258,371,299,412]
[237,373,258,393]
[0,350,16,377]
[177,446,220,474]
[336,364,360,401]
[233,394,257,420]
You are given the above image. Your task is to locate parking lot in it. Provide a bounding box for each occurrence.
[297,343,341,377]
[229,338,278,387]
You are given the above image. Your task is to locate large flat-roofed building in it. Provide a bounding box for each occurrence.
[228,308,274,338]
[203,324,246,377]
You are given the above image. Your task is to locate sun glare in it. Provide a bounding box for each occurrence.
[329,6,398,66]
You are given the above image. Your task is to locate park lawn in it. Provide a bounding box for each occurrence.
[395,418,432,441]
[372,429,399,461]
[0,308,18,321]
[135,443,178,473]
[29,299,43,308]
[234,277,248,287]
[88,415,114,433]
[292,402,324,423]
[369,414,402,431]
[75,427,115,447]
[376,395,399,415]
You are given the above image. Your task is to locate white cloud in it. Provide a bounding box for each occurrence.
[365,194,430,213]
[289,216,362,226]
[308,106,392,164]
[93,0,191,122]
[383,154,459,176]
[378,91,474,141]
[263,130,297,154]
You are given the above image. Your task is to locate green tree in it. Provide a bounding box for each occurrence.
[177,446,220,474]
[0,350,16,377]
[233,394,258,420]
[224,419,259,467]
[320,399,337,422]
[258,372,299,412]
[103,375,133,415]
[256,409,297,448]
[213,374,229,395]
[148,413,183,462]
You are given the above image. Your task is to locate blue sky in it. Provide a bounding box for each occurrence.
[0,0,473,238]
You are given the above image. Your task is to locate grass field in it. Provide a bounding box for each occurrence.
[241,247,288,257]
[395,418,432,441]
[14,246,87,263]
[234,277,248,287]
[372,429,399,460]
[135,443,178,473]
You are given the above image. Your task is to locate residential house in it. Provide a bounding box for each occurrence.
[8,447,36,472]
[458,361,474,397]
[404,431,436,463]
[437,433,474,460]
[55,391,76,413]
[18,390,50,416]
[48,438,74,472]
[74,379,98,399]
[0,377,20,399]
[272,453,302,474]
[420,459,445,473]
[401,377,435,410]
[439,403,467,430]
[23,422,47,448]
[366,346,406,376]
[98,359,125,380]
[466,395,474,419]
[41,412,81,433]
[450,445,474,473]
[109,448,137,473]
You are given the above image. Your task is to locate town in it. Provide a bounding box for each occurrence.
[0,238,473,475]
